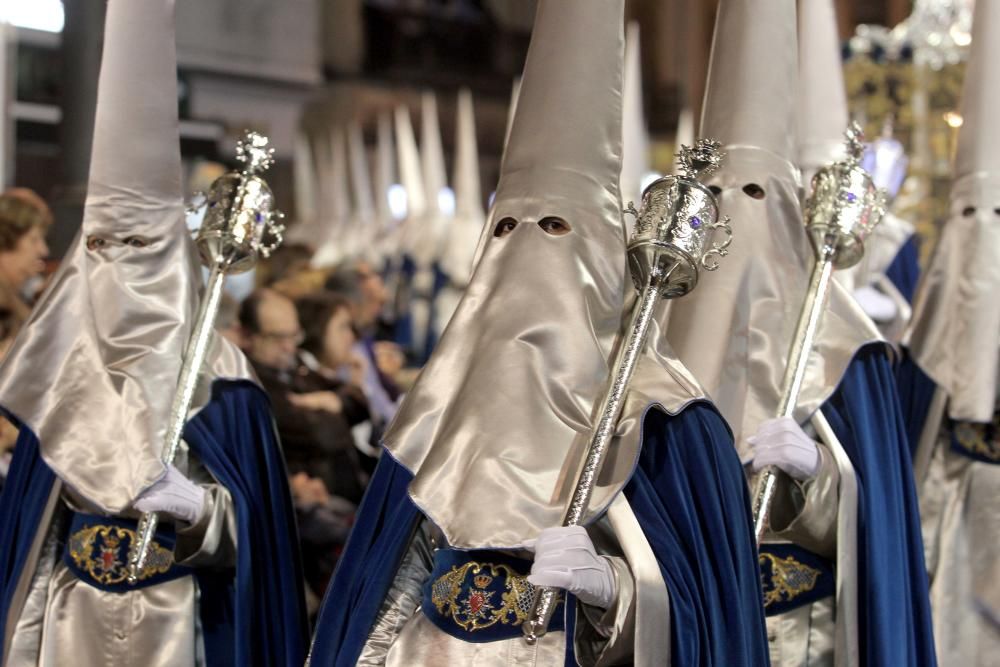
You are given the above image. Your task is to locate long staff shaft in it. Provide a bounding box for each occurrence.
[127,265,227,584]
[522,272,663,644]
[750,246,835,544]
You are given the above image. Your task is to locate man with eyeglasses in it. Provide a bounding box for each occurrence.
[239,288,369,506]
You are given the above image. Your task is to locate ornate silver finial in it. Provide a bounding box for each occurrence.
[194,130,285,273]
[236,130,275,175]
[626,137,732,299]
[843,121,865,162]
[676,138,726,180]
[804,123,888,269]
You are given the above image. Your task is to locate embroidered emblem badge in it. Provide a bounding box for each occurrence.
[430,561,545,632]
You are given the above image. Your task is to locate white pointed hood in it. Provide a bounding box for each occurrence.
[407,92,450,268]
[0,0,252,513]
[620,22,650,209]
[665,0,880,448]
[796,0,849,183]
[439,88,485,287]
[313,126,352,268]
[905,0,1000,422]
[383,0,704,548]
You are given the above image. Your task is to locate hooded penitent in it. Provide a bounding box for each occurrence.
[0,0,253,515]
[313,126,353,268]
[904,0,1000,423]
[413,92,450,268]
[796,0,849,185]
[373,110,397,262]
[347,120,378,262]
[664,0,880,450]
[797,0,916,304]
[432,89,486,338]
[382,0,704,549]
[438,88,486,290]
[621,22,651,211]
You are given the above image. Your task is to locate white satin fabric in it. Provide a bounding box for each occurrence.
[3,445,237,667]
[384,0,706,549]
[665,149,881,453]
[0,0,254,515]
[915,392,1000,666]
[362,494,668,667]
[906,174,1000,423]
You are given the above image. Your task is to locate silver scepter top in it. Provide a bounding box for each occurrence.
[195,130,286,274]
[127,131,284,584]
[804,122,889,268]
[626,138,733,299]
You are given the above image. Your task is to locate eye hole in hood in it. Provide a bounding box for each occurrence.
[537,216,572,236]
[742,183,766,200]
[493,217,518,238]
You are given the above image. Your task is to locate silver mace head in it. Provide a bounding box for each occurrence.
[804,122,889,269]
[625,138,732,299]
[193,130,286,274]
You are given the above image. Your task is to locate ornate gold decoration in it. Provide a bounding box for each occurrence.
[759,552,822,609]
[69,523,175,586]
[953,420,1000,462]
[430,561,541,632]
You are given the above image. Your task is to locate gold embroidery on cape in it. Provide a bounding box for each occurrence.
[430,561,540,632]
[68,524,175,585]
[759,552,822,609]
[953,421,1000,462]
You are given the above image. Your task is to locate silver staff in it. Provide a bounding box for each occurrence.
[523,139,733,644]
[750,123,887,544]
[127,131,285,584]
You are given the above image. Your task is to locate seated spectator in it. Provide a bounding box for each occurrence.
[325,261,405,426]
[0,189,52,324]
[239,288,370,504]
[296,293,360,383]
[297,293,381,468]
[288,471,355,610]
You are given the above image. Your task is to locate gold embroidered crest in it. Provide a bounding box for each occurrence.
[759,552,822,609]
[430,561,540,632]
[68,524,175,585]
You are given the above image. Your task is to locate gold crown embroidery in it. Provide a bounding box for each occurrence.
[68,524,175,586]
[430,561,541,632]
[953,421,1000,462]
[759,552,822,609]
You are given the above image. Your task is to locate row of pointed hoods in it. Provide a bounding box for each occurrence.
[291,89,487,286]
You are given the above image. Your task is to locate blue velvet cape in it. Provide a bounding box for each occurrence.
[893,353,939,460]
[309,401,770,666]
[0,380,309,667]
[884,234,920,305]
[819,346,936,665]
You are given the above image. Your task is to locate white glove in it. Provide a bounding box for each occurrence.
[526,525,616,610]
[743,417,820,481]
[853,285,898,323]
[133,465,206,524]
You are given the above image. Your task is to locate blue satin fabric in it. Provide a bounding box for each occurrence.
[0,429,56,652]
[392,255,417,352]
[625,403,770,667]
[309,454,421,667]
[820,346,937,666]
[0,380,309,667]
[894,353,939,460]
[423,262,450,362]
[309,403,770,666]
[884,234,920,304]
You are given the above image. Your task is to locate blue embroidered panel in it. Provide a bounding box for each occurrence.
[421,548,564,643]
[759,543,834,617]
